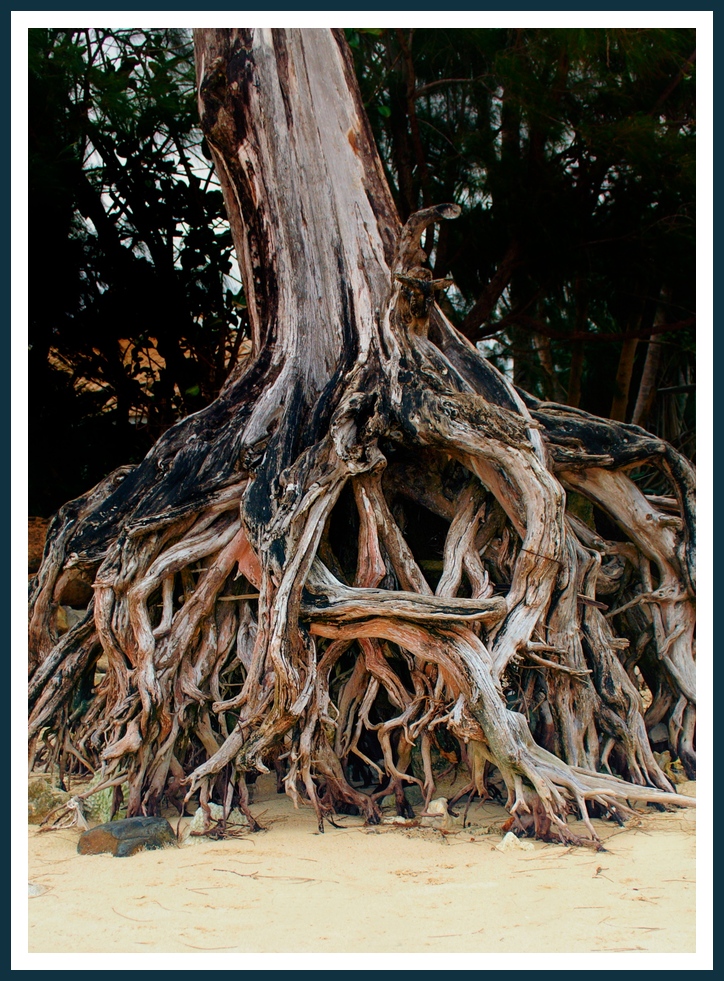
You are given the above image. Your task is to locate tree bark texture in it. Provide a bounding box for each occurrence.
[28,29,695,843]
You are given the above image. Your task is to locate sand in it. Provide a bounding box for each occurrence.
[20,772,706,969]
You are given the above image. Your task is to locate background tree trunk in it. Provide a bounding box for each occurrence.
[28,28,695,842]
[632,293,669,428]
[609,332,639,421]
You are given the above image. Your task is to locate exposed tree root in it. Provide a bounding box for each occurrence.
[28,207,695,843]
[28,30,695,845]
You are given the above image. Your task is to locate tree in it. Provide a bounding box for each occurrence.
[29,28,695,844]
[28,28,696,517]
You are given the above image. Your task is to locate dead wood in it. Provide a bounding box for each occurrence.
[28,28,695,843]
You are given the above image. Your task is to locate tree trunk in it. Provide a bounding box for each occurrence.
[632,294,669,428]
[631,338,663,428]
[609,334,639,422]
[28,28,695,842]
[566,340,584,408]
[565,277,588,408]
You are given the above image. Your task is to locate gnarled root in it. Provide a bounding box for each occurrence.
[28,205,695,842]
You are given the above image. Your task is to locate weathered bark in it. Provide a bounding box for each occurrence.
[28,28,695,843]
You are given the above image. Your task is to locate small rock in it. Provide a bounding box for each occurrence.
[28,778,71,824]
[420,815,444,828]
[654,750,688,784]
[649,723,669,744]
[426,797,449,816]
[407,785,425,806]
[380,784,424,809]
[28,882,47,897]
[181,802,248,843]
[56,605,87,635]
[420,797,455,829]
[495,831,534,853]
[77,816,177,857]
[56,569,94,607]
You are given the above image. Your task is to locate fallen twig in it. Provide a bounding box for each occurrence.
[214,868,339,884]
[111,907,149,923]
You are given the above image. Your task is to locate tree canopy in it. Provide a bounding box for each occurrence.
[29,28,247,514]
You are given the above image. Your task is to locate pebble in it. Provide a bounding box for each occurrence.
[495,831,534,853]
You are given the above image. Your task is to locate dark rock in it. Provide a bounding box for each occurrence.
[648,723,669,745]
[381,783,424,809]
[57,573,94,607]
[77,816,177,857]
[404,784,424,806]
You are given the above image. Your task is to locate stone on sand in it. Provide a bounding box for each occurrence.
[495,831,534,852]
[180,802,248,843]
[77,816,177,857]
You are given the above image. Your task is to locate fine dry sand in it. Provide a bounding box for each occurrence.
[24,771,699,965]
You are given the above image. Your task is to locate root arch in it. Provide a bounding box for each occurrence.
[28,29,695,844]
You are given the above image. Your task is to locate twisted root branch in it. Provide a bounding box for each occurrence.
[28,206,695,841]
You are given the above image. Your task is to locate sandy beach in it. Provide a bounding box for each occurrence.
[21,770,703,969]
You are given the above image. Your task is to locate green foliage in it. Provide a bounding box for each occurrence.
[28,28,248,514]
[349,28,695,437]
